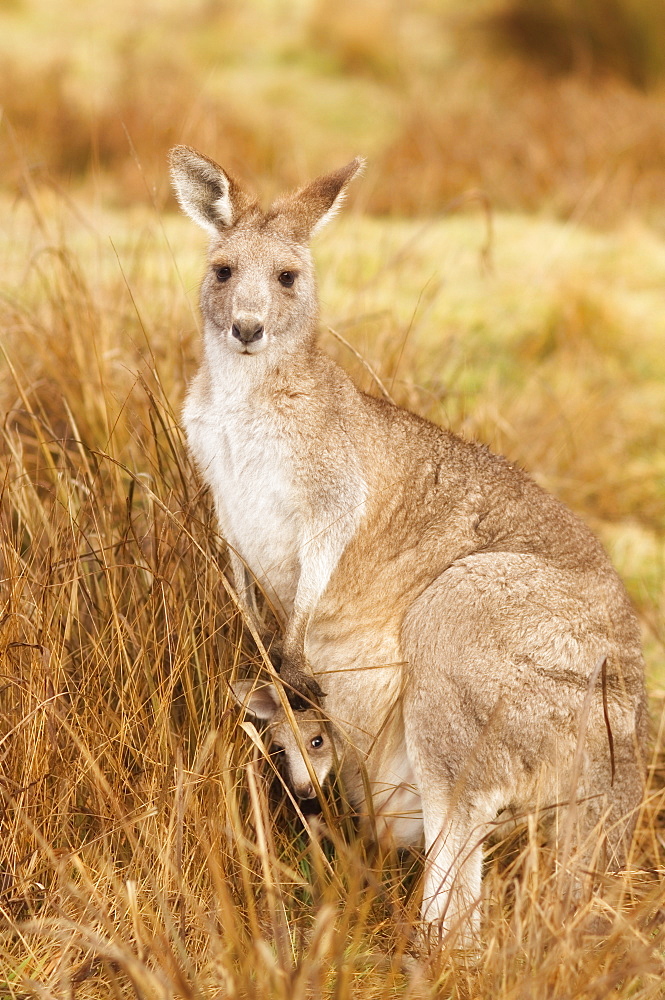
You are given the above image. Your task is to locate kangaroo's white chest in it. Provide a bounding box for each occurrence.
[183,388,301,613]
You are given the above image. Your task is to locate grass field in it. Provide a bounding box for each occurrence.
[2,0,665,997]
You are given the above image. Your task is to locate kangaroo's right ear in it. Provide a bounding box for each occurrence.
[272,157,365,241]
[230,681,281,720]
[169,145,250,235]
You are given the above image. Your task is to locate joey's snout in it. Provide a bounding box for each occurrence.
[294,781,316,800]
[232,318,264,344]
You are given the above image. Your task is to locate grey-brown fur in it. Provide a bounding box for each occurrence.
[170,145,647,947]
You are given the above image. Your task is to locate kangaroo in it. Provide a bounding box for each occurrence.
[231,680,345,802]
[169,145,647,945]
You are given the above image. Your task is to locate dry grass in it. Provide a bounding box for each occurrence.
[1,0,665,995]
[1,178,664,997]
[371,68,665,223]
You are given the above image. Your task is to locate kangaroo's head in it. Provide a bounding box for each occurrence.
[169,146,363,360]
[231,680,337,800]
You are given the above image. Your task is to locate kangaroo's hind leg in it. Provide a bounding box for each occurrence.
[401,551,646,943]
[402,649,510,947]
[415,739,502,948]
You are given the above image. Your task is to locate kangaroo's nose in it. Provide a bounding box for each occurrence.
[297,783,315,800]
[232,320,264,344]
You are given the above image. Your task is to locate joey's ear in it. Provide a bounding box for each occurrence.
[230,681,282,720]
[169,145,251,235]
[273,157,365,241]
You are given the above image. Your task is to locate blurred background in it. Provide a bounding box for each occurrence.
[2,0,665,224]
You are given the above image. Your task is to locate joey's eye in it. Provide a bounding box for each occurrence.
[272,745,284,754]
[215,266,232,283]
[278,270,296,288]
[310,735,324,749]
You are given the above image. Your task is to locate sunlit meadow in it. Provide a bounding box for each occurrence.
[1,1,664,997]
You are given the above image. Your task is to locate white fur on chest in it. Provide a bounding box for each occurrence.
[183,383,301,613]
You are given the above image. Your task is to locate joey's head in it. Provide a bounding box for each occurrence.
[231,680,336,800]
[169,146,363,360]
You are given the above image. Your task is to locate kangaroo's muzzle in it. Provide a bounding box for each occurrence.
[232,320,264,344]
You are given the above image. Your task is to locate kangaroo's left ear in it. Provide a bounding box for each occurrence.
[230,681,281,720]
[169,145,253,235]
[272,157,365,241]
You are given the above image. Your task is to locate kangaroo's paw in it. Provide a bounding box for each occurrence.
[278,656,326,709]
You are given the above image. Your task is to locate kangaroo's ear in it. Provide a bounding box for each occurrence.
[169,145,251,235]
[230,681,281,720]
[273,157,365,241]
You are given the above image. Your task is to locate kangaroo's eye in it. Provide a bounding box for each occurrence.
[310,735,324,749]
[272,744,284,754]
[215,266,232,283]
[278,270,296,288]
